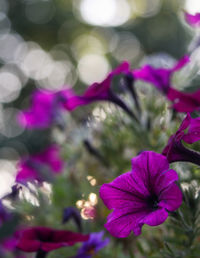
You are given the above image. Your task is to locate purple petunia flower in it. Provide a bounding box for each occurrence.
[99,151,182,238]
[16,145,64,184]
[18,88,74,129]
[162,113,200,165]
[184,12,200,27]
[133,56,189,94]
[76,231,109,258]
[63,62,130,111]
[15,226,89,256]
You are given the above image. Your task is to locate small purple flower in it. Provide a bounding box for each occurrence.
[64,62,130,111]
[16,145,64,184]
[167,87,200,113]
[162,113,200,165]
[62,207,82,232]
[18,89,74,129]
[133,56,189,94]
[184,12,200,27]
[100,151,182,237]
[76,231,109,258]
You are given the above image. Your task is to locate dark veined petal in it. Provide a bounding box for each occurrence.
[153,169,179,196]
[131,151,169,193]
[100,172,149,210]
[105,208,149,237]
[140,208,168,226]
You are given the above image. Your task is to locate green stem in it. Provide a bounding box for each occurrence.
[128,248,135,258]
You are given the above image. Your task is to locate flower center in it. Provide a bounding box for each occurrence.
[86,244,96,255]
[147,194,159,210]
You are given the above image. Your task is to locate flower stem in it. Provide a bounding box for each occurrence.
[36,250,48,258]
[83,139,110,167]
[128,249,135,258]
[124,73,141,114]
[109,93,139,123]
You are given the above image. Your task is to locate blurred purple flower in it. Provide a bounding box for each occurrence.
[2,237,18,251]
[16,145,64,184]
[184,12,200,27]
[100,151,182,237]
[133,56,200,112]
[76,231,109,258]
[18,89,74,129]
[64,62,130,111]
[167,87,200,112]
[133,56,189,94]
[15,226,89,256]
[162,113,200,165]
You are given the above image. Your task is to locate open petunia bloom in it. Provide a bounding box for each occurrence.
[16,145,64,184]
[162,113,200,165]
[15,226,89,257]
[184,12,200,27]
[18,88,74,129]
[76,231,109,258]
[100,151,182,238]
[133,56,189,94]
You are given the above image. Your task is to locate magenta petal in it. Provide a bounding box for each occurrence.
[16,227,89,253]
[63,96,89,111]
[105,208,149,237]
[16,239,41,252]
[42,243,64,252]
[167,88,200,112]
[18,90,55,129]
[64,61,130,111]
[133,56,189,94]
[154,169,179,195]
[35,145,64,173]
[100,172,149,209]
[159,184,182,211]
[16,145,64,184]
[185,12,200,27]
[183,117,200,143]
[84,61,130,98]
[141,208,168,226]
[171,55,190,72]
[133,65,171,92]
[178,113,191,132]
[183,131,200,144]
[131,151,169,188]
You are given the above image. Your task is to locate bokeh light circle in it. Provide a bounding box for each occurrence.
[78,54,110,84]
